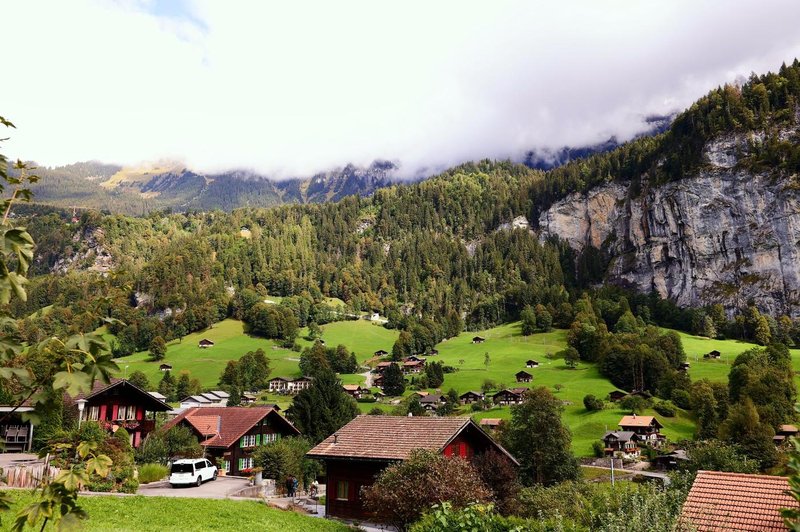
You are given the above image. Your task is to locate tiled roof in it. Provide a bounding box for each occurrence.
[308,415,514,462]
[342,385,362,391]
[780,424,799,433]
[681,470,797,531]
[69,378,170,412]
[163,406,300,448]
[619,415,660,428]
[479,418,502,426]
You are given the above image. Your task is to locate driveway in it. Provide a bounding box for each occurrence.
[137,476,250,498]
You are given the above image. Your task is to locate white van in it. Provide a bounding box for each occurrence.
[169,459,217,487]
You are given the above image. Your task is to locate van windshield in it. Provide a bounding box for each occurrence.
[171,463,194,474]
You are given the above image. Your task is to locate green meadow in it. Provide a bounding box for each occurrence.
[113,316,800,457]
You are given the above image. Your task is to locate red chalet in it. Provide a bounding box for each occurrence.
[71,378,171,448]
[164,406,299,476]
[307,415,517,522]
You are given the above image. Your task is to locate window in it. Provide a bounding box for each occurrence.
[87,406,100,421]
[238,457,254,471]
[241,434,257,447]
[116,406,136,421]
[336,480,349,501]
[263,433,278,444]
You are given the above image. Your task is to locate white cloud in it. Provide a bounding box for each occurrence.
[3,0,800,178]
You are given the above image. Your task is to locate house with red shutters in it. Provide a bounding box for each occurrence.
[163,406,300,476]
[69,378,171,448]
[307,415,517,521]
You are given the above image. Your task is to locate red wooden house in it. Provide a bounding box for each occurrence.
[307,415,517,521]
[70,378,171,448]
[164,406,300,476]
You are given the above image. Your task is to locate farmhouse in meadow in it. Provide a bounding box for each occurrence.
[618,414,665,446]
[525,359,539,368]
[515,370,533,383]
[459,391,484,404]
[704,350,721,359]
[419,393,446,412]
[602,431,640,458]
[374,349,388,357]
[472,336,486,344]
[492,387,527,405]
[164,406,299,476]
[607,390,627,402]
[307,415,517,521]
[342,384,366,399]
[198,338,215,348]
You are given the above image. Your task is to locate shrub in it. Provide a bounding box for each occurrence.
[120,478,140,494]
[411,502,544,532]
[653,401,676,417]
[363,450,491,530]
[671,389,691,409]
[87,480,114,492]
[583,394,604,411]
[620,395,650,414]
[470,402,483,412]
[592,441,605,458]
[138,463,169,484]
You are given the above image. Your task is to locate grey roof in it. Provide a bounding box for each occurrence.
[208,390,230,398]
[419,394,444,404]
[603,431,637,442]
[183,395,212,404]
[148,391,167,400]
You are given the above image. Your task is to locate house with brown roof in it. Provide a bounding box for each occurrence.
[607,390,627,402]
[703,350,721,359]
[618,414,665,446]
[164,406,300,476]
[419,393,446,412]
[774,424,799,446]
[307,416,517,521]
[478,418,502,432]
[492,388,527,405]
[159,363,172,372]
[198,338,215,349]
[71,378,171,448]
[525,359,539,368]
[459,391,484,404]
[342,384,366,399]
[472,336,486,344]
[373,349,388,357]
[427,348,439,356]
[402,360,425,374]
[515,370,533,383]
[680,470,798,531]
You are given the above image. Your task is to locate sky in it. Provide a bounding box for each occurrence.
[3,0,800,178]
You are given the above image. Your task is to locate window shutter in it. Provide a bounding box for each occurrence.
[256,434,261,445]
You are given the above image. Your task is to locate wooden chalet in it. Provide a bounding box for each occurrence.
[704,350,721,359]
[427,348,439,356]
[373,349,389,357]
[681,471,798,531]
[679,362,690,371]
[402,360,425,374]
[307,415,518,521]
[515,370,533,383]
[198,338,215,349]
[607,390,627,402]
[372,375,384,389]
[479,418,502,432]
[71,378,171,448]
[419,393,446,412]
[159,363,173,372]
[602,431,640,457]
[492,387,526,405]
[651,449,689,470]
[373,361,393,374]
[342,384,366,399]
[773,424,799,446]
[472,336,486,344]
[459,391,484,404]
[525,359,539,368]
[164,406,300,476]
[618,415,665,446]
[405,355,425,363]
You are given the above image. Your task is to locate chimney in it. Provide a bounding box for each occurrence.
[333,433,338,444]
[408,412,413,417]
[632,413,636,418]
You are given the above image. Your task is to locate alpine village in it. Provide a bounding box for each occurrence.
[3,3,800,531]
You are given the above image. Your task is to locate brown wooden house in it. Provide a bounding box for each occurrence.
[608,390,627,402]
[525,360,539,368]
[159,363,172,372]
[164,406,300,476]
[374,349,389,357]
[618,415,665,446]
[307,415,517,522]
[472,336,486,344]
[515,370,533,383]
[198,338,215,349]
[459,391,484,404]
[704,350,721,359]
[342,384,366,399]
[492,388,526,405]
[70,378,171,448]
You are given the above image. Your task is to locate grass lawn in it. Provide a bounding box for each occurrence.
[296,320,399,362]
[0,493,349,532]
[677,330,800,386]
[115,319,303,388]
[431,323,696,456]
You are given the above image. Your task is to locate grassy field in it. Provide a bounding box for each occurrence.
[116,319,303,388]
[0,493,348,532]
[430,323,695,456]
[677,330,800,386]
[296,319,399,362]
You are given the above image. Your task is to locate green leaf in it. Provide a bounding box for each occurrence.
[86,454,112,478]
[52,371,91,397]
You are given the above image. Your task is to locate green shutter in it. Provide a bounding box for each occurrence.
[240,437,244,448]
[238,459,243,471]
[256,434,261,446]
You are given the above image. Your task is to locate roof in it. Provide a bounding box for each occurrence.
[163,406,300,448]
[460,391,483,397]
[148,391,167,401]
[681,470,797,531]
[342,384,363,391]
[69,378,171,412]
[479,418,502,426]
[183,395,211,404]
[419,394,444,404]
[619,415,662,428]
[603,431,637,442]
[199,338,214,344]
[308,415,517,464]
[515,370,533,376]
[780,424,799,433]
[472,336,485,340]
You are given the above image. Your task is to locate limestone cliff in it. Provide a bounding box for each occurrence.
[538,133,800,317]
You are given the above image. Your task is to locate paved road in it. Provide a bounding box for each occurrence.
[137,476,250,498]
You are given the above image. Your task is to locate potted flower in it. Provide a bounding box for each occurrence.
[218,464,226,477]
[252,467,265,486]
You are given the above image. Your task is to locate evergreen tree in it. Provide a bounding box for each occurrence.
[286,368,359,443]
[149,335,167,361]
[391,331,413,361]
[520,306,536,336]
[158,371,176,402]
[501,386,580,485]
[383,363,406,396]
[227,385,242,407]
[127,370,150,391]
[175,371,192,401]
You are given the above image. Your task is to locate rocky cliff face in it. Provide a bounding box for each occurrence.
[538,133,800,317]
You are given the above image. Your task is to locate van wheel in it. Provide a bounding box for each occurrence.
[196,477,202,487]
